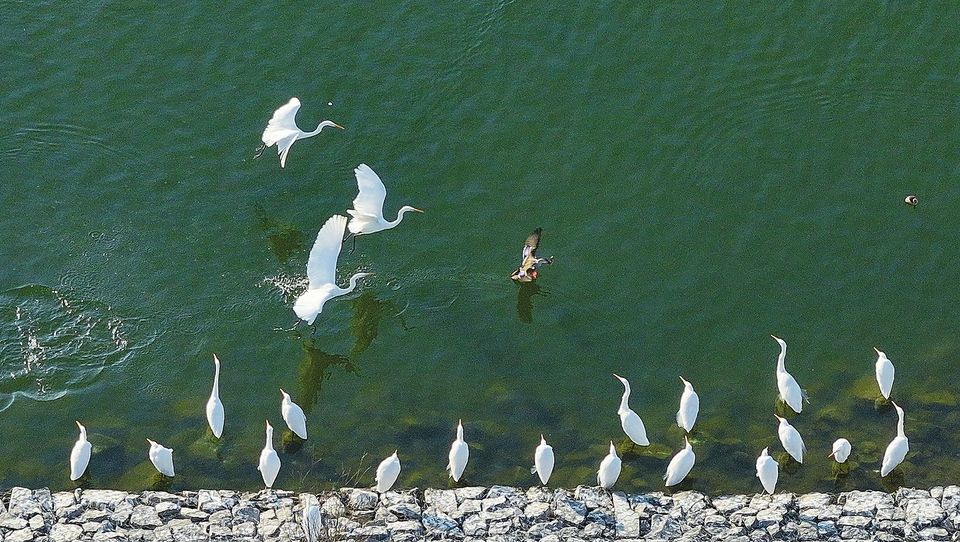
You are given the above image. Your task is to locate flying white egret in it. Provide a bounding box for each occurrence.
[147,439,175,477]
[664,436,696,487]
[881,402,909,477]
[775,415,806,463]
[375,451,401,493]
[771,335,807,413]
[511,228,553,282]
[69,421,92,481]
[447,420,469,482]
[612,374,649,446]
[676,376,699,433]
[261,97,343,168]
[756,447,778,494]
[347,164,423,240]
[597,441,622,489]
[259,420,281,487]
[301,495,323,542]
[830,438,851,463]
[206,354,224,439]
[534,435,555,485]
[280,388,307,440]
[874,347,895,400]
[293,215,374,325]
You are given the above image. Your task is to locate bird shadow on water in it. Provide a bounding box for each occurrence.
[253,205,308,265]
[516,281,549,324]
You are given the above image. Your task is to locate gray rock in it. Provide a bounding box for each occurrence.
[81,489,130,509]
[129,504,163,529]
[942,485,960,511]
[177,507,208,522]
[28,514,45,531]
[6,528,35,542]
[454,487,488,501]
[389,519,424,536]
[917,526,951,540]
[0,512,30,530]
[109,501,133,524]
[233,503,260,524]
[554,496,587,525]
[524,501,551,522]
[196,489,226,513]
[49,522,83,542]
[612,491,640,538]
[9,487,43,517]
[842,490,886,516]
[388,502,422,520]
[712,494,749,515]
[837,514,871,528]
[155,500,179,518]
[574,485,611,509]
[346,488,379,511]
[648,513,683,539]
[479,505,521,522]
[232,521,258,538]
[755,506,784,527]
[527,519,564,538]
[423,488,458,515]
[487,485,528,507]
[462,514,487,537]
[906,497,946,529]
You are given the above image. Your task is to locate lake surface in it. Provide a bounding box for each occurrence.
[3,0,960,495]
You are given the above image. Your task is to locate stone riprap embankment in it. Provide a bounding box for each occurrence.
[1,485,959,541]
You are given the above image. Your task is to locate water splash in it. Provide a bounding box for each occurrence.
[0,284,154,411]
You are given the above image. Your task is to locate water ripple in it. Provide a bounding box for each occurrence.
[0,284,156,411]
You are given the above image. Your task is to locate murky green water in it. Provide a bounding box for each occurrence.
[3,1,960,495]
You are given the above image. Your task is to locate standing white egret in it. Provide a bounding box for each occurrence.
[301,495,323,542]
[597,441,622,489]
[259,420,281,488]
[293,215,374,325]
[69,421,92,481]
[447,420,469,482]
[147,439,175,477]
[874,347,895,400]
[771,335,807,413]
[534,435,555,485]
[206,354,224,439]
[756,447,779,494]
[261,97,343,168]
[676,376,699,433]
[347,164,423,239]
[664,436,696,487]
[830,438,852,463]
[775,415,806,463]
[280,388,307,440]
[881,402,909,477]
[613,374,649,446]
[375,451,401,493]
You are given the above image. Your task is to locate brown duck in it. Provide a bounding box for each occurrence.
[511,228,553,282]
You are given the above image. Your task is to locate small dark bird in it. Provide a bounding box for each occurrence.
[511,228,553,282]
[904,195,918,207]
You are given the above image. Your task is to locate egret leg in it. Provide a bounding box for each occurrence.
[253,143,266,159]
[348,233,358,254]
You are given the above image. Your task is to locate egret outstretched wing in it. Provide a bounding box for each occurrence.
[350,164,388,221]
[306,215,347,290]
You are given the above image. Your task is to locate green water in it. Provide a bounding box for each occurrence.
[3,1,960,495]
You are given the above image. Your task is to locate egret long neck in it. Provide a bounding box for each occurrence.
[619,385,631,413]
[776,344,786,373]
[211,360,220,396]
[897,408,905,437]
[266,426,275,451]
[345,273,366,294]
[456,424,464,441]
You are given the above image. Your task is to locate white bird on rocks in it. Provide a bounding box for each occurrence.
[259,420,281,488]
[70,421,92,481]
[280,388,307,440]
[447,420,469,482]
[613,373,649,446]
[375,451,401,493]
[830,438,852,463]
[775,415,806,463]
[293,215,374,325]
[147,439,175,477]
[301,495,323,542]
[771,335,808,413]
[597,441,622,489]
[676,376,699,433]
[881,401,909,477]
[874,347,895,400]
[206,354,224,439]
[664,436,696,487]
[261,97,343,168]
[347,164,423,238]
[534,435,555,485]
[756,447,778,494]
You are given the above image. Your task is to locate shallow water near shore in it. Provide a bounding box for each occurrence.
[2,2,960,495]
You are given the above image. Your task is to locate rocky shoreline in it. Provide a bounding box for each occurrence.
[1,485,958,541]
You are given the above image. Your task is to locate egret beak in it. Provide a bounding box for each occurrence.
[333,123,345,130]
[413,208,424,213]
[873,347,881,354]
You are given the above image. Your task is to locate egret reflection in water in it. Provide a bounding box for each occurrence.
[254,205,308,264]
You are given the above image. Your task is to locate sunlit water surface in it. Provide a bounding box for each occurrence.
[2,1,960,495]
